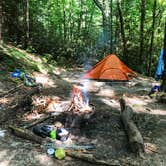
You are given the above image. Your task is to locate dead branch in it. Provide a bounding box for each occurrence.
[66,151,119,166]
[9,125,44,144]
[23,114,51,129]
[0,84,23,97]
[12,86,40,109]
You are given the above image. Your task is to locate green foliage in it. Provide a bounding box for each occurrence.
[1,0,166,75]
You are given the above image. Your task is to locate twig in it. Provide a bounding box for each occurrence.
[146,147,160,154]
[66,103,73,112]
[23,114,51,129]
[0,84,23,97]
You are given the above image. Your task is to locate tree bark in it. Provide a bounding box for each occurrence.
[109,0,113,53]
[161,18,166,92]
[117,0,127,60]
[66,151,117,166]
[148,0,157,76]
[139,0,146,72]
[62,0,66,42]
[119,98,144,157]
[93,0,107,42]
[0,0,3,43]
[9,126,44,144]
[24,0,29,48]
[68,0,74,41]
[76,0,83,42]
[114,10,119,55]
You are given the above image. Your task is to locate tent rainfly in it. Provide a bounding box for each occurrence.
[84,54,137,81]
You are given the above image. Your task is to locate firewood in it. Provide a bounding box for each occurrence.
[119,98,144,157]
[23,114,51,129]
[12,86,40,110]
[66,151,119,166]
[9,126,44,144]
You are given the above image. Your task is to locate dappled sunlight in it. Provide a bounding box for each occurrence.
[7,45,43,63]
[0,160,9,166]
[146,109,166,115]
[0,98,10,104]
[36,154,51,165]
[127,96,151,106]
[53,67,66,76]
[97,88,116,98]
[124,96,166,115]
[0,149,14,166]
[0,150,8,161]
[144,142,158,154]
[0,0,166,163]
[33,72,57,87]
[100,98,120,109]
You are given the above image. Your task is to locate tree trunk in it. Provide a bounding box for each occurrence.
[109,0,113,53]
[0,0,3,43]
[24,0,29,48]
[114,10,119,55]
[68,1,73,41]
[93,0,107,42]
[87,9,94,41]
[62,0,66,42]
[161,18,166,92]
[76,0,83,41]
[148,0,157,76]
[139,0,146,72]
[117,0,127,60]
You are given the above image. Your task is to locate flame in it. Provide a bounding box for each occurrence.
[70,84,91,112]
[72,84,89,104]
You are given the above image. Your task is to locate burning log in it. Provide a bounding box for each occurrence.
[65,84,94,128]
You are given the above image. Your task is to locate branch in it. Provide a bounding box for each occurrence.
[93,0,104,12]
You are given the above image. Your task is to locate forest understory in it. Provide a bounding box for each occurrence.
[1,0,166,165]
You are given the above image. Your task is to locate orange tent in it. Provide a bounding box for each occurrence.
[84,54,137,81]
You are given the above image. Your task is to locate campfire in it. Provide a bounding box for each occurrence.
[65,83,94,128]
[68,83,93,114]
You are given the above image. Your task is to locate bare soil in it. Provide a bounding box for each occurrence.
[0,69,166,166]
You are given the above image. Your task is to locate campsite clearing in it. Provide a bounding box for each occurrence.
[0,68,166,166]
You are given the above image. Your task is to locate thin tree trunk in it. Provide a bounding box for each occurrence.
[117,0,127,60]
[139,0,146,72]
[93,0,107,42]
[102,0,107,40]
[62,0,66,42]
[148,0,157,76]
[87,8,94,38]
[24,0,29,48]
[68,1,73,41]
[114,10,119,54]
[161,18,166,91]
[0,0,3,44]
[76,0,83,41]
[109,0,113,53]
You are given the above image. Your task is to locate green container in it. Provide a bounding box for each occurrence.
[50,130,56,139]
[55,148,66,160]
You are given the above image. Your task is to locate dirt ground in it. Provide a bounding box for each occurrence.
[0,69,166,166]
